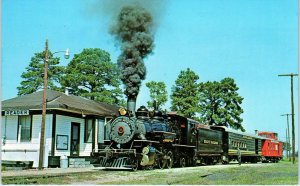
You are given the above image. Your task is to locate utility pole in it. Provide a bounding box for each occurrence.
[281,114,292,161]
[278,73,298,164]
[37,40,69,170]
[38,39,48,170]
[285,128,288,160]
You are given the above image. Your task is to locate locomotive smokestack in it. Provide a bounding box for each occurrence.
[127,97,136,116]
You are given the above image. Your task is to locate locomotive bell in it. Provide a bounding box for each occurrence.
[119,107,127,116]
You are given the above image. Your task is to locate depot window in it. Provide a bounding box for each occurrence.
[84,119,94,143]
[18,115,32,142]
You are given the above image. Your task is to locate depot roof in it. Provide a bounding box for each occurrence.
[2,90,119,117]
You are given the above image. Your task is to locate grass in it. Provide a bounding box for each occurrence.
[203,161,298,185]
[2,160,298,185]
[96,161,293,185]
[101,160,298,185]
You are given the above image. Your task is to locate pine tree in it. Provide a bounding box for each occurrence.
[61,48,124,105]
[146,81,168,109]
[170,68,201,119]
[17,51,64,95]
[199,77,245,131]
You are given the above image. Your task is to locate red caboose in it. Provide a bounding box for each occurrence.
[258,132,282,162]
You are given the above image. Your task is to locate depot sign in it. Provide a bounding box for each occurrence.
[5,110,29,116]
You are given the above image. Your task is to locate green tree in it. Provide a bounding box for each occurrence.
[146,81,168,109]
[61,48,124,105]
[170,68,201,119]
[199,77,245,131]
[17,51,65,95]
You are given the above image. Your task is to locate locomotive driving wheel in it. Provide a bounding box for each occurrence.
[130,158,138,171]
[165,151,173,169]
[156,157,165,169]
[180,157,186,168]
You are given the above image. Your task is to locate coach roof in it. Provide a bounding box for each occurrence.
[211,126,264,139]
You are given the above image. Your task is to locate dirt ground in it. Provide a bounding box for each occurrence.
[1,162,254,177]
[70,163,274,185]
[1,167,99,177]
[1,162,273,185]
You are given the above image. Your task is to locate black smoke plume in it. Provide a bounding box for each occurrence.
[111,5,154,101]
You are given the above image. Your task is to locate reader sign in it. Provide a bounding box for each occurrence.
[5,110,29,116]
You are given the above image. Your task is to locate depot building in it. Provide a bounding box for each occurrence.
[1,90,119,168]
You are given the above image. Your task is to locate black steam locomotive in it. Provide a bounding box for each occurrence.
[93,104,273,170]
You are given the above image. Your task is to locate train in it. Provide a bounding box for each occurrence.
[92,104,282,170]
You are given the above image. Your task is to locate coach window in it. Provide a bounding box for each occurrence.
[18,115,32,142]
[84,119,93,143]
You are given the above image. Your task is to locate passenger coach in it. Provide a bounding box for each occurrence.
[211,126,262,163]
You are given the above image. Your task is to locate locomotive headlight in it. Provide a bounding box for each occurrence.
[142,146,150,155]
[118,126,125,135]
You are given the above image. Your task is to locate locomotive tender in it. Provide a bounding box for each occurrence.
[93,105,282,170]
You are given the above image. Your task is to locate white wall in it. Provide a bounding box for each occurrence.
[55,115,92,156]
[1,114,52,168]
[2,113,107,167]
[2,116,18,143]
[31,115,53,147]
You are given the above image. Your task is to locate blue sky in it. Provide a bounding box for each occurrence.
[2,0,298,146]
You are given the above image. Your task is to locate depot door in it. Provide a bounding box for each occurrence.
[71,122,80,156]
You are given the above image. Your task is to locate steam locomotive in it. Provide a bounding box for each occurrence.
[93,104,282,170]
